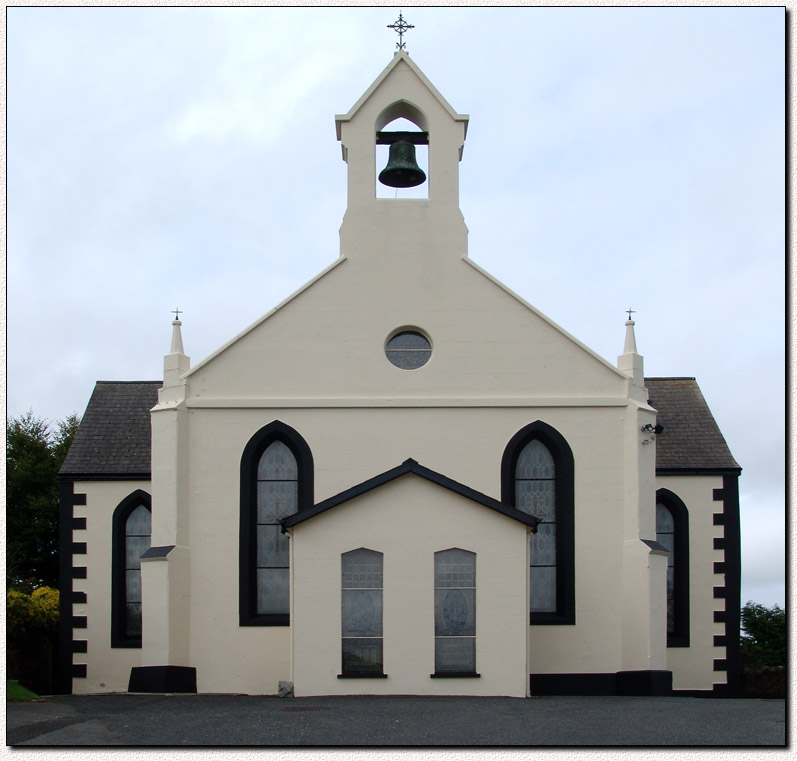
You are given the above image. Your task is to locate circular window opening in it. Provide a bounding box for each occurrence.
[385,330,432,370]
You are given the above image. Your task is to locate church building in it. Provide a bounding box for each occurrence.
[58,50,741,698]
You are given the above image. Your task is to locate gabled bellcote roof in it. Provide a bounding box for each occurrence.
[335,51,469,140]
[283,458,541,531]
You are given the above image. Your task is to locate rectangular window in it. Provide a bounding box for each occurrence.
[340,549,385,677]
[433,549,478,676]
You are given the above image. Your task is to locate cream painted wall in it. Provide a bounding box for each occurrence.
[187,253,627,405]
[180,402,643,693]
[656,474,727,691]
[289,473,530,697]
[71,480,149,694]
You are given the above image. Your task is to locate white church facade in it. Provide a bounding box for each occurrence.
[58,51,741,698]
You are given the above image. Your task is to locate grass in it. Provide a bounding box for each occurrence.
[7,680,40,702]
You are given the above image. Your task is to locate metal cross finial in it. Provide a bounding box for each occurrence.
[172,307,182,321]
[626,308,636,321]
[387,12,414,50]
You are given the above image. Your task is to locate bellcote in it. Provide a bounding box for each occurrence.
[335,52,470,264]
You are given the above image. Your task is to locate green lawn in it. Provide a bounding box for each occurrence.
[7,680,40,701]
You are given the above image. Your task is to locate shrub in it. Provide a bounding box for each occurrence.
[7,586,59,647]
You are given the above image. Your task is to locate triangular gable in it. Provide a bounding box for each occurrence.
[334,51,469,140]
[283,458,541,530]
[463,257,629,379]
[185,256,347,377]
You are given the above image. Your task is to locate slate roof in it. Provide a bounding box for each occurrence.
[646,377,740,474]
[59,377,739,479]
[59,381,161,479]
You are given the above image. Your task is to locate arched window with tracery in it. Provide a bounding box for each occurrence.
[111,490,151,648]
[655,489,690,647]
[502,421,575,625]
[239,421,313,626]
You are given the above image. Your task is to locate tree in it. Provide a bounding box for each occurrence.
[6,411,80,589]
[740,601,785,669]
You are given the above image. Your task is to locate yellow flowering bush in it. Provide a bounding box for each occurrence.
[7,586,59,646]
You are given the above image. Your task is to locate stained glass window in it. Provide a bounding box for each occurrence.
[341,549,384,675]
[656,502,676,635]
[124,504,151,638]
[434,549,476,674]
[123,504,150,638]
[113,491,151,647]
[256,441,297,615]
[516,440,557,613]
[385,330,431,369]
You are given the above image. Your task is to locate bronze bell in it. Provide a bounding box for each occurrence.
[378,140,426,188]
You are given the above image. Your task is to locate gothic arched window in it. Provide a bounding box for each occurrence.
[111,490,151,648]
[502,421,575,625]
[239,421,313,626]
[655,489,690,647]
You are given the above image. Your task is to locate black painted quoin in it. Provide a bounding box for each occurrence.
[56,480,88,694]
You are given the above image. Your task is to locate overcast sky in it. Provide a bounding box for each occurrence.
[7,6,785,609]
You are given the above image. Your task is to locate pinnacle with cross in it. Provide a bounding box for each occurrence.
[172,308,182,322]
[625,308,635,322]
[387,12,414,50]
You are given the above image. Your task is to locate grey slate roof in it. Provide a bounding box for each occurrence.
[59,381,161,479]
[59,377,739,479]
[646,377,740,474]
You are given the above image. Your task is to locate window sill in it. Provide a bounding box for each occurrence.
[338,673,388,679]
[239,614,290,627]
[430,672,481,678]
[111,639,142,649]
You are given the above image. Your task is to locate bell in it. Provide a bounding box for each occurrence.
[378,140,426,188]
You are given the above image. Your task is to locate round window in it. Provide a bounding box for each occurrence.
[385,330,432,370]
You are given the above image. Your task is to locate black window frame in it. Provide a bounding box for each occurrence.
[111,489,151,649]
[501,421,575,626]
[239,421,313,627]
[656,488,691,648]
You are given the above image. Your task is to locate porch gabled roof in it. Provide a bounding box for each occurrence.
[283,458,541,531]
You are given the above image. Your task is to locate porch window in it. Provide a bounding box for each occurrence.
[433,548,478,677]
[340,548,385,677]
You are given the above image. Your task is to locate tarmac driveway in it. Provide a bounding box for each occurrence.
[6,693,786,746]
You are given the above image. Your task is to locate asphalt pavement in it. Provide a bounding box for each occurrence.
[6,693,787,746]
